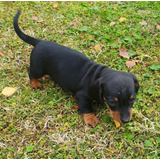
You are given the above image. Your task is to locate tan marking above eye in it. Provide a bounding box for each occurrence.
[130,95,133,99]
[135,83,138,87]
[114,97,118,102]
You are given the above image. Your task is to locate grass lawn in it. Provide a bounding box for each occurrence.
[0,1,160,159]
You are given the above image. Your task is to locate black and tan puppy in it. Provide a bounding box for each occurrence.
[13,10,139,127]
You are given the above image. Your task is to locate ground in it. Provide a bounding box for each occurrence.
[0,1,160,159]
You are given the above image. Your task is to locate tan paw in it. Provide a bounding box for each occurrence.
[83,113,99,128]
[31,79,42,89]
[72,105,79,109]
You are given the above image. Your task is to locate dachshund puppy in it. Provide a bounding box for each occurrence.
[13,10,139,127]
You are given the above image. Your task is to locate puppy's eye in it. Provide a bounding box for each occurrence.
[107,99,117,106]
[114,97,118,102]
[108,101,115,106]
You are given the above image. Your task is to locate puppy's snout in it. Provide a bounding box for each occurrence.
[120,115,130,123]
[120,107,133,123]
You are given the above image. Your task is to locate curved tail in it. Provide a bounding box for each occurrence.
[13,10,40,46]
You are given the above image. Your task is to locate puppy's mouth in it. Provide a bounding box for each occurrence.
[108,108,132,123]
[109,109,121,123]
[110,109,132,123]
[104,100,133,123]
[104,101,121,122]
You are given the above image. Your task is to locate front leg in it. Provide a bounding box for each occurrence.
[83,113,99,128]
[76,91,99,127]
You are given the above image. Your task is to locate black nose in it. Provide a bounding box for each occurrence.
[121,116,130,123]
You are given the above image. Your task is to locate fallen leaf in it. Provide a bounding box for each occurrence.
[119,17,127,22]
[125,61,136,68]
[94,44,101,51]
[140,20,147,26]
[1,87,17,97]
[0,52,4,57]
[32,16,38,21]
[119,49,130,59]
[114,120,120,128]
[109,22,116,26]
[156,23,160,30]
[53,3,58,8]
[125,60,139,68]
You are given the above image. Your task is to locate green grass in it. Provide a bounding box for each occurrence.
[0,1,160,159]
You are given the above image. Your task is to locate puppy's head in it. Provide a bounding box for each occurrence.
[104,71,139,123]
[90,70,139,123]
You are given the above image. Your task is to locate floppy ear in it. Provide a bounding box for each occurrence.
[89,78,103,103]
[130,74,139,93]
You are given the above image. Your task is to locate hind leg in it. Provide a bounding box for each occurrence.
[28,67,44,90]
